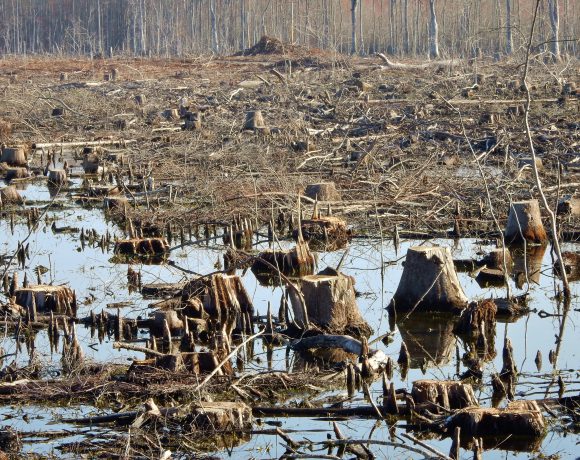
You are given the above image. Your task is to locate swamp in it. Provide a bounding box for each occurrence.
[0,36,578,459]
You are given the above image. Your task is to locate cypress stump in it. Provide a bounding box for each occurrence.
[389,246,468,314]
[304,182,341,201]
[0,186,23,206]
[1,146,27,166]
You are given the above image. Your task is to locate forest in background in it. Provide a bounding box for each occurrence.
[0,0,577,59]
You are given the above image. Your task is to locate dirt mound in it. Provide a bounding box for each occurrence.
[238,36,301,56]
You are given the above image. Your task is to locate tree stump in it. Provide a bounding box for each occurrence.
[5,167,29,181]
[389,246,468,314]
[135,94,147,106]
[15,285,76,315]
[555,252,580,282]
[47,169,68,185]
[82,152,103,174]
[304,182,341,201]
[0,146,27,166]
[454,300,497,336]
[517,157,543,171]
[149,310,184,337]
[163,109,179,120]
[475,248,512,287]
[104,196,128,210]
[251,240,315,282]
[505,200,547,245]
[296,216,350,251]
[412,380,478,412]
[114,237,170,257]
[189,401,252,431]
[183,112,202,130]
[445,402,545,439]
[557,196,580,216]
[512,245,546,287]
[295,271,372,337]
[0,186,23,206]
[243,110,265,130]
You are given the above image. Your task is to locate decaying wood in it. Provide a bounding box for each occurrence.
[505,200,548,245]
[454,300,497,336]
[47,169,68,185]
[14,284,76,315]
[293,270,372,337]
[389,246,468,314]
[557,196,580,216]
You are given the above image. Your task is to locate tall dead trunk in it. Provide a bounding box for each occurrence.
[429,0,440,59]
[506,0,513,54]
[210,0,219,54]
[350,0,358,55]
[548,0,560,60]
[403,0,410,54]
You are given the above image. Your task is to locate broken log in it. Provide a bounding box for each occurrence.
[411,380,478,413]
[0,146,27,166]
[304,182,341,201]
[505,200,548,245]
[389,246,468,315]
[292,271,372,337]
[183,112,202,130]
[4,167,30,181]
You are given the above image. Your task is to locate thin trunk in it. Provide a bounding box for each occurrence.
[548,0,560,60]
[506,0,513,54]
[351,0,358,55]
[210,0,219,54]
[429,0,439,58]
[403,0,409,54]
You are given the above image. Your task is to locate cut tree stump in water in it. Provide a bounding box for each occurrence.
[189,401,252,431]
[512,245,546,288]
[505,200,548,245]
[389,246,468,314]
[15,285,76,315]
[296,216,350,251]
[114,237,170,256]
[294,270,372,337]
[47,169,68,185]
[411,380,478,412]
[454,300,497,336]
[82,152,103,174]
[149,310,184,337]
[445,401,545,438]
[251,239,315,281]
[1,146,27,166]
[5,167,30,181]
[554,251,580,281]
[304,182,341,201]
[0,186,24,206]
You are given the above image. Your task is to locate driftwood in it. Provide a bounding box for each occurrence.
[389,246,468,314]
[32,139,137,151]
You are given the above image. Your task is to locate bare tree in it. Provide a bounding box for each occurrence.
[428,0,439,59]
[505,0,513,54]
[548,0,560,60]
[350,0,358,55]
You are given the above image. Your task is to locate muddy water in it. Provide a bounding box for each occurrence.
[1,180,578,458]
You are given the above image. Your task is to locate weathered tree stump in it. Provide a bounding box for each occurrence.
[5,167,29,181]
[114,237,170,257]
[304,182,341,201]
[554,251,580,282]
[1,146,27,166]
[189,401,252,431]
[296,216,350,251]
[149,310,184,337]
[82,151,103,174]
[412,380,478,412]
[183,112,202,130]
[557,196,580,216]
[15,285,76,315]
[47,169,68,185]
[505,200,547,245]
[475,249,512,286]
[445,401,545,438]
[104,196,128,210]
[243,110,265,130]
[454,300,497,336]
[251,240,315,282]
[292,270,372,337]
[0,186,23,206]
[163,109,179,120]
[389,246,468,314]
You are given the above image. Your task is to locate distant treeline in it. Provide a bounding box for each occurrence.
[0,0,577,58]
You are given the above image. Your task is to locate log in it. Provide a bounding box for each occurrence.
[0,146,27,166]
[294,271,372,337]
[445,402,545,439]
[505,200,548,245]
[557,196,580,216]
[554,251,580,281]
[389,246,468,314]
[0,186,23,206]
[304,182,341,201]
[114,237,169,257]
[411,380,478,413]
[14,285,76,315]
[141,282,186,298]
[32,140,137,151]
[47,169,68,185]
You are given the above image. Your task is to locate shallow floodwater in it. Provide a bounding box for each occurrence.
[0,180,578,458]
